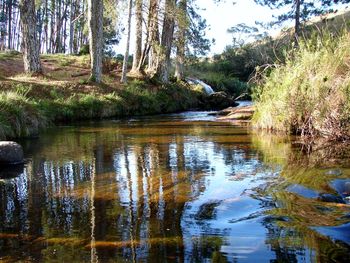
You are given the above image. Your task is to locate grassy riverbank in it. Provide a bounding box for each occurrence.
[252,31,350,141]
[0,54,204,139]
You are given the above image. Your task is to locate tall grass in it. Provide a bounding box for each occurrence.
[0,91,46,139]
[0,80,203,139]
[253,31,350,141]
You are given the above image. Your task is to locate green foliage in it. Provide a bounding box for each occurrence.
[0,91,46,139]
[253,31,350,140]
[199,71,249,97]
[254,0,340,28]
[0,80,203,139]
[78,45,90,56]
[0,51,21,61]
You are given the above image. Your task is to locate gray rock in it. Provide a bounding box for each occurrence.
[0,141,24,165]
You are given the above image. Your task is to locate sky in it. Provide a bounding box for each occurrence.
[116,0,280,56]
[195,0,279,54]
[116,0,348,56]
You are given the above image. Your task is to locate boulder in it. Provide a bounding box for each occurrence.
[0,141,24,165]
[204,91,237,110]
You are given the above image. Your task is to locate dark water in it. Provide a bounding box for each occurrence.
[0,112,350,262]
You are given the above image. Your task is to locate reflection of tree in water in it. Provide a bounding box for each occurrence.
[1,120,350,262]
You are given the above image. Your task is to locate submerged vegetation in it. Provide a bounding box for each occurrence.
[253,31,350,140]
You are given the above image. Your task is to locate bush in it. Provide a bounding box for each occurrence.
[253,31,350,141]
[78,45,90,56]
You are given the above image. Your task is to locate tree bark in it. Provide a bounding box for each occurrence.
[44,0,49,53]
[156,0,176,83]
[146,0,160,73]
[55,0,62,53]
[121,0,133,83]
[175,0,187,81]
[87,0,104,83]
[49,0,56,53]
[7,0,12,49]
[131,0,143,73]
[137,0,157,71]
[19,0,42,74]
[69,0,75,54]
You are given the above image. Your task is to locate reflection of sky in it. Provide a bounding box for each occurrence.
[180,135,277,261]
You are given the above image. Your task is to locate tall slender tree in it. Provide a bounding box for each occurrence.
[87,0,103,83]
[175,0,187,80]
[156,0,176,82]
[131,0,143,73]
[121,0,133,83]
[7,0,12,49]
[147,0,160,73]
[19,0,42,74]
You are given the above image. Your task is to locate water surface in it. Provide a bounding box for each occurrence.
[0,112,349,262]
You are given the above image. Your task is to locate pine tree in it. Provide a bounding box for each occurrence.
[254,0,338,44]
[131,0,143,73]
[87,0,103,83]
[19,0,42,74]
[121,0,133,83]
[175,0,187,81]
[156,0,176,83]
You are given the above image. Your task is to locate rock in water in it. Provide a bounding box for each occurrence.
[205,91,236,110]
[0,141,24,165]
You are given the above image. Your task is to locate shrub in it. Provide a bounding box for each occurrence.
[253,31,350,141]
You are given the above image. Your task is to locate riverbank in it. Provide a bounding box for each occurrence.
[212,102,255,125]
[0,53,208,140]
[252,31,350,141]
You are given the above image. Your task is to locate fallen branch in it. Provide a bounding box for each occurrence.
[71,72,89,77]
[233,93,248,101]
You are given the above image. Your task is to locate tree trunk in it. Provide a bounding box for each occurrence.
[55,0,62,53]
[146,0,160,73]
[131,0,143,73]
[19,0,42,74]
[37,5,43,53]
[294,0,301,45]
[7,0,12,49]
[137,0,157,71]
[44,0,49,53]
[175,0,187,81]
[156,0,176,83]
[12,6,20,51]
[121,0,133,83]
[69,0,75,54]
[0,1,5,50]
[87,0,103,83]
[49,0,56,53]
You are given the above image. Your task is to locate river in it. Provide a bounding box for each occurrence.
[0,111,349,262]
